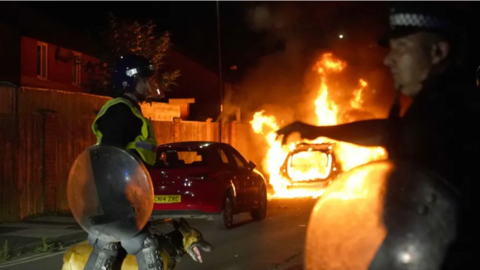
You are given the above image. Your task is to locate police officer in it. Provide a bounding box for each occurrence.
[93,54,158,167]
[277,2,476,269]
[86,54,163,270]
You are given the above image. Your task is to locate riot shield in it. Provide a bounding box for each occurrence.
[67,144,154,242]
[304,160,459,270]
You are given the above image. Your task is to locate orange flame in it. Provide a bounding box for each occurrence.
[250,53,387,199]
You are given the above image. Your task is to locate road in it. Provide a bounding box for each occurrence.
[1,198,315,270]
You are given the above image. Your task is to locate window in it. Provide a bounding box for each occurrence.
[72,52,82,85]
[37,42,48,79]
[231,152,247,168]
[288,151,332,181]
[218,149,229,164]
[177,151,203,164]
[155,149,207,168]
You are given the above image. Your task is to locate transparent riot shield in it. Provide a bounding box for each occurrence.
[67,144,154,242]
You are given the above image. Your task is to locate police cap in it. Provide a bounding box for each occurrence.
[378,2,464,47]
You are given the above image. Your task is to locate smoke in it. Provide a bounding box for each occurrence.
[238,2,395,124]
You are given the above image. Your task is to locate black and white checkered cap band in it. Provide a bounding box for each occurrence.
[390,13,450,29]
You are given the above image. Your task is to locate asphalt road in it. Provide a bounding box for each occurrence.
[1,198,315,270]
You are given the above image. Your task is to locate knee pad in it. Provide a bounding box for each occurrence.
[121,231,164,270]
[84,236,121,270]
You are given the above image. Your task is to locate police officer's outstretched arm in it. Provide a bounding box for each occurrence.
[276,119,388,147]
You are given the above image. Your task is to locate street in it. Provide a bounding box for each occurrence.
[1,198,315,270]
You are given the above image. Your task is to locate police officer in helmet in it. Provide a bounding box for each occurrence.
[94,54,159,166]
[277,2,476,269]
[85,54,164,270]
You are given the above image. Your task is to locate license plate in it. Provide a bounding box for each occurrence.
[154,195,181,203]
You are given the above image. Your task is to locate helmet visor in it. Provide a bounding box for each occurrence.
[148,80,166,99]
[126,65,155,79]
[135,77,165,100]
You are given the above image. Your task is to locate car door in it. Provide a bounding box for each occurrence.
[224,146,257,209]
[215,146,247,209]
[232,147,265,206]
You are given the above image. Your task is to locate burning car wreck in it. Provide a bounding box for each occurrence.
[250,53,387,199]
[279,142,341,190]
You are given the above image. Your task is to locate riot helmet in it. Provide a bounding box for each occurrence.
[113,54,163,101]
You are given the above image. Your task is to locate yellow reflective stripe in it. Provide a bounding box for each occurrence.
[135,141,157,152]
[139,118,149,139]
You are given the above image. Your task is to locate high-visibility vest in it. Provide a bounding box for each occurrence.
[92,97,158,166]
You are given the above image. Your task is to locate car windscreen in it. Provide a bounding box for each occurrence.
[287,150,332,181]
[155,148,210,169]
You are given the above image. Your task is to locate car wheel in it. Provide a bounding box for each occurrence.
[251,187,267,221]
[214,193,234,230]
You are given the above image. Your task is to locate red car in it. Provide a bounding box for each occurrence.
[149,141,268,229]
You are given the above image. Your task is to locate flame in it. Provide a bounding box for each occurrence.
[351,79,368,109]
[250,53,387,199]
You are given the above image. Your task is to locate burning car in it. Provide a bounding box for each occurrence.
[279,142,341,189]
[250,53,387,199]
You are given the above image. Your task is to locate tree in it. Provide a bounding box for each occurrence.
[83,13,180,97]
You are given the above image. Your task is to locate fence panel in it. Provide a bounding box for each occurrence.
[0,114,18,222]
[179,121,208,142]
[54,116,96,210]
[210,122,219,142]
[0,114,45,221]
[17,114,44,218]
[151,121,175,144]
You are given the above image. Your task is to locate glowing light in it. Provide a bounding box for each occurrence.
[400,252,412,263]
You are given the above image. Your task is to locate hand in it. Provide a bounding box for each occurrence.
[276,121,318,145]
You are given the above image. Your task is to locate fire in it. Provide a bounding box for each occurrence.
[351,79,368,109]
[250,53,387,199]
